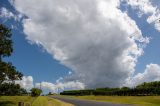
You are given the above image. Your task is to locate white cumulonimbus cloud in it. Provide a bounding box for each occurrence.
[8,0,160,90]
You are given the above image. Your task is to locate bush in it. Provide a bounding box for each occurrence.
[30,88,42,97]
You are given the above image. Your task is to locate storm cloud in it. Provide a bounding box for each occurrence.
[11,0,157,89]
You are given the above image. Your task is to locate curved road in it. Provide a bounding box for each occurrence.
[50,96,132,106]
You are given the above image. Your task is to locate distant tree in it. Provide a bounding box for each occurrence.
[30,88,42,97]
[60,81,160,96]
[121,87,130,90]
[48,92,52,95]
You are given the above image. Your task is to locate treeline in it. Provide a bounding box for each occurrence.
[60,81,160,96]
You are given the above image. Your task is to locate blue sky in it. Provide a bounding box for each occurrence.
[0,0,160,92]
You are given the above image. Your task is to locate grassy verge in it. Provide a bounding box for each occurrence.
[32,96,74,106]
[0,96,74,106]
[62,95,160,106]
[0,96,36,106]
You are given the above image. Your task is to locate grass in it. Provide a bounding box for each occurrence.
[32,96,74,106]
[0,96,74,106]
[62,95,160,106]
[0,96,35,106]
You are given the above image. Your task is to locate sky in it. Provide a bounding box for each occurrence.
[0,0,160,93]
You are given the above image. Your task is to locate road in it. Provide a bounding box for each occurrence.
[50,96,132,106]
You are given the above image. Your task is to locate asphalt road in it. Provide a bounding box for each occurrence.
[50,96,132,106]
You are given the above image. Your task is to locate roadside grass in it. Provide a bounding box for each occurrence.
[32,96,74,106]
[0,96,35,106]
[61,95,160,106]
[0,96,74,106]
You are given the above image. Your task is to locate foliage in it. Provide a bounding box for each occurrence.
[0,61,23,84]
[30,88,42,97]
[60,81,160,96]
[61,89,94,96]
[0,24,24,96]
[0,83,27,96]
[47,92,54,96]
[48,92,52,95]
[0,24,13,58]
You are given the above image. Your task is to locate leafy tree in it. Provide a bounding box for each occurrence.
[30,88,42,97]
[0,61,23,84]
[0,83,27,96]
[48,92,52,95]
[0,24,23,95]
[0,24,13,59]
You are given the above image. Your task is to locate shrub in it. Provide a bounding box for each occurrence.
[30,88,42,97]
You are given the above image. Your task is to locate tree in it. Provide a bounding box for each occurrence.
[48,92,52,95]
[0,24,23,95]
[0,61,23,84]
[0,24,13,59]
[0,83,27,96]
[30,88,42,97]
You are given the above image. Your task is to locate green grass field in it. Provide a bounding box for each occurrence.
[0,96,35,106]
[0,96,74,106]
[64,95,160,106]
